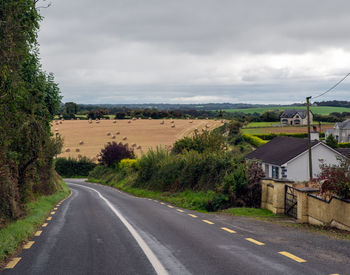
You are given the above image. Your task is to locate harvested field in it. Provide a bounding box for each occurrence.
[52,119,221,160]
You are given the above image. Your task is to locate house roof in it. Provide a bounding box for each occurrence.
[336,148,350,157]
[335,119,350,129]
[280,109,308,119]
[245,136,319,166]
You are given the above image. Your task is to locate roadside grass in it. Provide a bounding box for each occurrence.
[224,106,350,115]
[221,207,278,218]
[88,178,217,212]
[0,179,70,264]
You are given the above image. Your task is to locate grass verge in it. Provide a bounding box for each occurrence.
[0,179,70,264]
[220,207,278,218]
[88,178,219,212]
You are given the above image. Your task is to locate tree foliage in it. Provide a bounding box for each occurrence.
[0,0,61,224]
[99,142,135,167]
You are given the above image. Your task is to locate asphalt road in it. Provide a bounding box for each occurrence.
[3,179,350,275]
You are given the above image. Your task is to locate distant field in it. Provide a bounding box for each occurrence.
[244,121,334,128]
[52,119,222,160]
[224,106,350,115]
[242,124,334,135]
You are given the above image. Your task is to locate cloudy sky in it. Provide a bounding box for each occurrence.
[38,0,350,104]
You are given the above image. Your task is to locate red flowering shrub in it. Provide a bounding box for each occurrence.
[317,159,350,199]
[99,142,135,167]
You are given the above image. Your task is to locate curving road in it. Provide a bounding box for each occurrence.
[3,179,350,274]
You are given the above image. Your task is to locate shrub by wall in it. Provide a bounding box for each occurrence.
[55,157,96,178]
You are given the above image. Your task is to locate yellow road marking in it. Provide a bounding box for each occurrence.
[167,205,174,208]
[221,227,236,233]
[245,238,265,246]
[279,251,306,263]
[47,217,52,221]
[23,241,34,249]
[42,223,48,227]
[160,202,165,205]
[51,211,55,215]
[34,231,42,237]
[329,274,340,275]
[202,219,214,225]
[54,207,58,210]
[177,209,184,213]
[5,257,21,269]
[188,214,198,218]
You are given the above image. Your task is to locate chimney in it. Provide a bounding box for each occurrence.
[310,131,319,141]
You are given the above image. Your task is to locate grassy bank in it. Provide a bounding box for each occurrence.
[89,177,219,212]
[0,179,70,264]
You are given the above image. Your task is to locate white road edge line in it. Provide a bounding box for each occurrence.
[77,184,168,275]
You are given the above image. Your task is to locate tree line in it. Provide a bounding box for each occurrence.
[0,1,61,225]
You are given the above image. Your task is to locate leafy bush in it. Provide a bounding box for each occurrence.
[325,134,338,148]
[55,157,96,178]
[317,159,350,199]
[172,130,225,154]
[99,142,135,167]
[242,134,268,147]
[119,159,139,169]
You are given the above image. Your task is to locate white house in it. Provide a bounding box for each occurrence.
[325,119,350,143]
[245,136,346,182]
[280,110,312,126]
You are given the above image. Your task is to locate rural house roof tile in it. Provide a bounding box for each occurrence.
[245,136,319,166]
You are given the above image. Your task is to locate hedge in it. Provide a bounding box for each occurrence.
[55,157,97,177]
[242,134,268,147]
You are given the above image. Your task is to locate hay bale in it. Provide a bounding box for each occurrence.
[111,135,116,139]
[59,121,63,124]
[88,121,92,124]
[148,117,152,120]
[160,120,164,125]
[78,154,82,158]
[171,124,175,128]
[205,124,209,128]
[116,131,120,135]
[132,117,137,121]
[206,117,209,120]
[106,132,111,136]
[189,121,193,123]
[195,117,198,120]
[221,120,225,123]
[96,120,100,124]
[91,157,97,162]
[65,148,70,152]
[75,148,80,152]
[137,145,142,150]
[113,120,117,124]
[55,128,59,132]
[128,120,131,124]
[123,137,127,140]
[132,143,137,147]
[79,140,84,145]
[77,118,80,120]
[55,122,59,125]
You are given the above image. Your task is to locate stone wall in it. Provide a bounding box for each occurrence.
[261,179,350,231]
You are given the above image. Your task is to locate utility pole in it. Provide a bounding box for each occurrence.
[306,96,312,186]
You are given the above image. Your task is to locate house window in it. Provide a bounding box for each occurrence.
[294,119,300,125]
[264,164,269,176]
[281,119,288,124]
[272,166,279,179]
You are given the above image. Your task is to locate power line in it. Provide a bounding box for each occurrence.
[312,72,350,100]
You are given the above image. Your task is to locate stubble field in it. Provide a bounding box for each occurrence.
[52,119,222,160]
